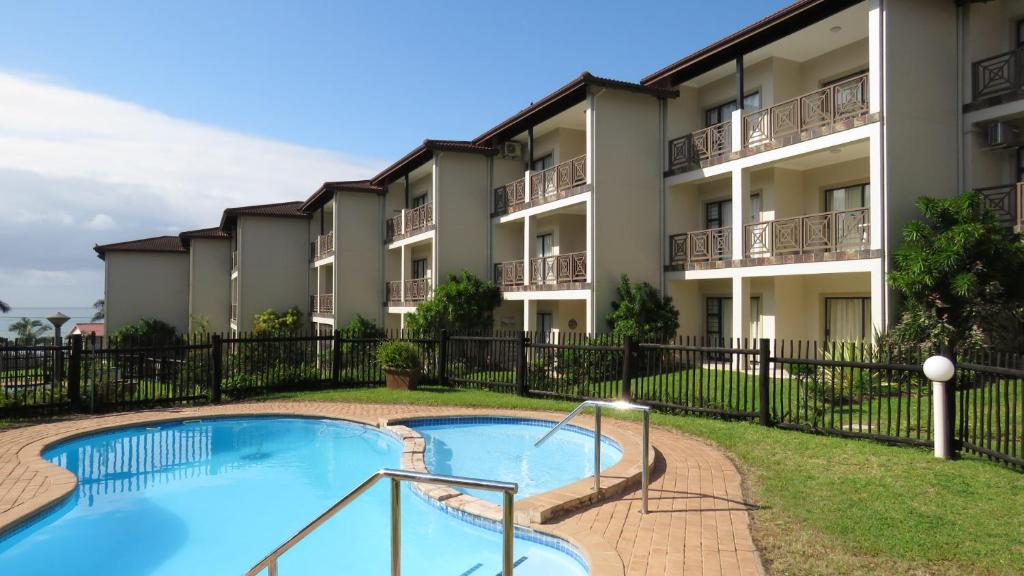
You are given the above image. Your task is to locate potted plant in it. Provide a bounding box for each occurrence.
[376,340,424,391]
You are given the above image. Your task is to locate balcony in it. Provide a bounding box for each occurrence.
[311,293,334,316]
[493,154,587,216]
[313,232,334,261]
[529,252,588,285]
[971,47,1024,107]
[976,183,1023,229]
[386,279,432,306]
[668,73,871,172]
[668,227,732,265]
[744,208,870,258]
[493,260,525,287]
[385,203,434,242]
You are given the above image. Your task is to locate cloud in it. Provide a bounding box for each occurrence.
[0,72,386,307]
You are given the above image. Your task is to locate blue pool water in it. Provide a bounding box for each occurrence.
[0,417,588,576]
[411,417,624,504]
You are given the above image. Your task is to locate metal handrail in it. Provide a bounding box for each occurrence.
[535,400,651,514]
[245,468,518,576]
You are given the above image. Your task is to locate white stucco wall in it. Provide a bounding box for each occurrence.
[236,215,310,331]
[105,251,189,334]
[188,238,231,333]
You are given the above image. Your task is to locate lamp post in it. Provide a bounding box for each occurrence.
[47,312,70,389]
[923,355,956,460]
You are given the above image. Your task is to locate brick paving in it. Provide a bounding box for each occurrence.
[0,402,763,575]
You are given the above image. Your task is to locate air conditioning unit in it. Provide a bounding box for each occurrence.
[987,122,1019,149]
[501,141,522,160]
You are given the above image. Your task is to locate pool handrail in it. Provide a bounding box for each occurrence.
[535,400,651,514]
[244,468,519,576]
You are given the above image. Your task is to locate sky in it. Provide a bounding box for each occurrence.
[0,0,791,308]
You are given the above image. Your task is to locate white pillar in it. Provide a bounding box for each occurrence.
[585,195,594,284]
[868,0,883,115]
[400,245,408,302]
[730,108,744,153]
[732,167,750,260]
[870,258,886,339]
[868,123,884,251]
[523,214,533,286]
[731,276,750,346]
[523,300,537,332]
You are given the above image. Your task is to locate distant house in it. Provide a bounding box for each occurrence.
[69,323,105,337]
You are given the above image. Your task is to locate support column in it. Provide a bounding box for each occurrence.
[732,167,750,260]
[523,300,537,332]
[523,214,533,287]
[870,259,886,341]
[400,245,408,302]
[731,276,751,347]
[869,124,884,251]
[868,0,883,115]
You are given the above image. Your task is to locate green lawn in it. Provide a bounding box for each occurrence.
[262,385,1024,576]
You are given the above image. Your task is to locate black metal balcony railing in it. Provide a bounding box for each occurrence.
[314,232,334,261]
[743,73,869,149]
[493,260,525,287]
[668,227,732,264]
[385,203,434,242]
[493,154,587,216]
[744,208,870,258]
[973,46,1024,101]
[528,251,587,285]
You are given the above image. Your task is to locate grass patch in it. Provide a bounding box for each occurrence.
[264,386,1024,576]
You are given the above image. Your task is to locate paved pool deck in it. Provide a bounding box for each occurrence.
[0,401,763,576]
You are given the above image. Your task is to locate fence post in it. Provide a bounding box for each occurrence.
[332,329,342,386]
[68,334,82,412]
[758,338,771,426]
[515,331,529,396]
[210,334,223,404]
[621,335,634,402]
[437,329,448,385]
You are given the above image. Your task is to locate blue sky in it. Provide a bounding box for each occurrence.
[0,0,790,308]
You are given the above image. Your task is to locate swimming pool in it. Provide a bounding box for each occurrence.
[0,417,588,576]
[409,417,624,504]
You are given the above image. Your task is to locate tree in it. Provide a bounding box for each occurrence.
[886,191,1024,352]
[0,300,10,313]
[10,317,51,344]
[405,271,502,336]
[91,299,105,321]
[253,307,305,336]
[606,274,679,343]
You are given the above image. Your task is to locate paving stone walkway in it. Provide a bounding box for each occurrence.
[0,401,763,575]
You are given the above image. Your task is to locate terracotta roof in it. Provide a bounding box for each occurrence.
[640,0,863,87]
[93,235,186,260]
[179,226,230,246]
[219,200,309,230]
[70,323,105,336]
[472,72,678,145]
[371,140,498,186]
[301,179,383,213]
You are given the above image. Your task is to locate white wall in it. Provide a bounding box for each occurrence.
[335,191,384,326]
[188,238,231,333]
[236,215,310,331]
[105,251,190,334]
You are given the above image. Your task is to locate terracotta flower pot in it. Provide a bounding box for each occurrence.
[383,367,421,391]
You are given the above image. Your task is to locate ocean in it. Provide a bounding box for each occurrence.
[0,306,96,340]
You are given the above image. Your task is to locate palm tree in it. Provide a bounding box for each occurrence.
[0,300,10,313]
[91,298,105,321]
[9,317,50,344]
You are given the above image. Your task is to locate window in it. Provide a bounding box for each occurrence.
[705,92,761,127]
[825,297,871,342]
[750,296,762,340]
[706,297,732,344]
[824,184,870,211]
[536,312,554,343]
[411,193,428,208]
[749,193,762,223]
[532,154,554,172]
[536,233,554,258]
[705,199,732,229]
[411,258,427,280]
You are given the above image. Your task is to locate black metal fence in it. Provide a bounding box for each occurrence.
[2,331,1021,471]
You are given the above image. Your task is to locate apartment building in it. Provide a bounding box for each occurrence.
[642,0,959,344]
[479,73,676,336]
[221,201,311,332]
[178,227,231,333]
[94,236,190,334]
[962,0,1024,232]
[301,180,384,333]
[372,140,495,329]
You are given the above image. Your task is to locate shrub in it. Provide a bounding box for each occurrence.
[376,341,423,371]
[109,318,180,345]
[405,271,501,336]
[606,275,679,343]
[253,307,305,336]
[559,346,621,387]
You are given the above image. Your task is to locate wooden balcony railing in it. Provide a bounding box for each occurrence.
[667,121,731,172]
[976,184,1022,228]
[744,208,870,258]
[668,227,732,264]
[528,251,587,285]
[312,293,334,315]
[493,260,525,287]
[743,73,869,149]
[314,232,334,261]
[493,155,587,216]
[385,202,434,242]
[385,279,432,305]
[973,46,1024,101]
